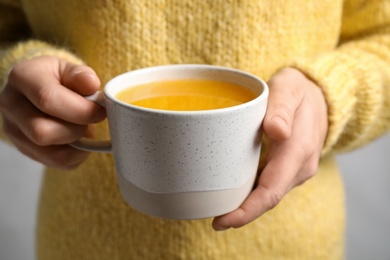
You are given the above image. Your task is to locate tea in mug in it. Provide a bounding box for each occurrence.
[115,79,258,111]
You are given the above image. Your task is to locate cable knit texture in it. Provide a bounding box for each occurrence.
[0,0,390,259]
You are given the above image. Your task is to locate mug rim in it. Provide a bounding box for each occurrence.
[103,64,269,115]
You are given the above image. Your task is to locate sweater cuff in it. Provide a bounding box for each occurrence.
[0,40,84,90]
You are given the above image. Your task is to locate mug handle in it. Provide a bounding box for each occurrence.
[69,91,112,153]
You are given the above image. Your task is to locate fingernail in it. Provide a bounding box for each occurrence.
[214,225,230,231]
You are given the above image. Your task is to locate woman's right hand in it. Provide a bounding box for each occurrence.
[0,56,106,170]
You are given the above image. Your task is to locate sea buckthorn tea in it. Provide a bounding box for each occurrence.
[115,79,258,111]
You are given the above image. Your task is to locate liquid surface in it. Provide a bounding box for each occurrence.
[115,79,258,111]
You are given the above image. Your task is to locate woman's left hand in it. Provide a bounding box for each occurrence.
[212,68,328,231]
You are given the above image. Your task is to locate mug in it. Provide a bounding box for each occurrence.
[72,64,269,220]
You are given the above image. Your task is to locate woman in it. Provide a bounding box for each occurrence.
[0,0,389,259]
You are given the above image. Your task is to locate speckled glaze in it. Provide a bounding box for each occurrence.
[75,65,268,219]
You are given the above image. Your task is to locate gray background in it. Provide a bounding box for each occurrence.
[1,135,390,260]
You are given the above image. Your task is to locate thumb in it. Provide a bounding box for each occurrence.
[263,69,303,141]
[60,61,101,95]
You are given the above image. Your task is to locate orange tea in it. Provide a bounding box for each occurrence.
[115,79,257,111]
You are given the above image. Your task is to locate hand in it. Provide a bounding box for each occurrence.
[0,56,105,170]
[212,68,328,230]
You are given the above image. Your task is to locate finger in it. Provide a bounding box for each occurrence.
[212,141,299,230]
[10,60,105,125]
[212,138,320,232]
[2,91,90,146]
[3,120,89,170]
[212,94,320,231]
[60,62,101,95]
[263,70,303,141]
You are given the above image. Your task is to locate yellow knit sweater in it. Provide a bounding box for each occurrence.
[1,0,390,259]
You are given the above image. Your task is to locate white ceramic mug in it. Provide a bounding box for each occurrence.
[72,64,269,220]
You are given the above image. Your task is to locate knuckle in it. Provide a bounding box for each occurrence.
[34,87,54,113]
[296,158,320,186]
[303,159,319,179]
[28,119,53,146]
[268,191,283,209]
[295,138,316,159]
[261,186,284,210]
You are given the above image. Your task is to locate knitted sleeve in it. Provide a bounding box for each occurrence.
[0,2,84,86]
[290,0,390,155]
[0,2,84,141]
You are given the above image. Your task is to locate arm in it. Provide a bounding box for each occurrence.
[0,3,104,169]
[213,0,390,230]
[292,0,390,154]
